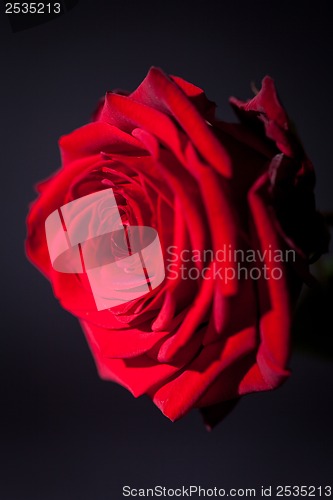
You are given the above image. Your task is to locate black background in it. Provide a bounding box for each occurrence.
[1,1,333,499]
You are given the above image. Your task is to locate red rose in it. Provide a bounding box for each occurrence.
[26,68,328,428]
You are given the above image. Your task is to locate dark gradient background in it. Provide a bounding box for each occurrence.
[1,1,333,499]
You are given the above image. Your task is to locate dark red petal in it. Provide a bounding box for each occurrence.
[59,122,146,166]
[170,74,217,120]
[246,174,293,388]
[230,76,303,158]
[130,67,231,177]
[150,326,257,421]
[82,321,181,397]
[79,319,170,359]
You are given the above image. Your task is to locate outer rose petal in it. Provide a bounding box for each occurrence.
[130,68,231,177]
[230,76,329,261]
[150,326,257,421]
[59,122,146,166]
[230,76,300,157]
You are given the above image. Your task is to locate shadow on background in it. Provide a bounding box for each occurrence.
[293,255,333,359]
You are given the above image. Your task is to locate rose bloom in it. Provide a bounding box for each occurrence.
[26,68,329,428]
